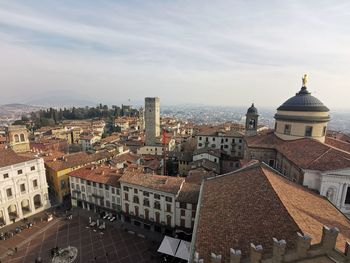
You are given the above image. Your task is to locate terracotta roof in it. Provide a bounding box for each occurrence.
[120,172,184,194]
[194,162,350,262]
[277,138,350,171]
[325,137,350,153]
[191,159,220,173]
[176,182,200,204]
[185,169,213,185]
[193,148,222,158]
[45,150,116,171]
[245,133,350,171]
[0,148,36,168]
[244,131,284,149]
[197,127,243,137]
[68,165,122,187]
[112,152,140,164]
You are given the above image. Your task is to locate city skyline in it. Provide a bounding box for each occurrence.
[1,1,350,108]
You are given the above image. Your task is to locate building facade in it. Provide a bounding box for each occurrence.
[6,125,30,153]
[0,149,50,226]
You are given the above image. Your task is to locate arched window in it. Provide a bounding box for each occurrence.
[14,134,19,143]
[20,134,25,142]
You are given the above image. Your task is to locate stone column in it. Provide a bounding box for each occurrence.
[341,184,348,209]
[17,201,23,219]
[3,209,10,225]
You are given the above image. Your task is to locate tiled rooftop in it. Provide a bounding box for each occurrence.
[194,162,350,262]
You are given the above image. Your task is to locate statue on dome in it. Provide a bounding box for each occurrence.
[302,74,308,87]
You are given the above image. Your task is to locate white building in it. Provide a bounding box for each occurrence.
[79,135,100,151]
[0,148,50,226]
[69,165,122,216]
[119,171,184,232]
[196,129,244,158]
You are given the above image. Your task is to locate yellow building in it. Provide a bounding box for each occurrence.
[274,75,330,143]
[45,151,116,203]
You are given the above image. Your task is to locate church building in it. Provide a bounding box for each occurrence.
[243,75,350,215]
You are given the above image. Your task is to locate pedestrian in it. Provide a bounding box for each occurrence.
[94,256,97,261]
[15,247,17,253]
[106,252,108,257]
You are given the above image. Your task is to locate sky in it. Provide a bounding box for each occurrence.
[0,0,350,108]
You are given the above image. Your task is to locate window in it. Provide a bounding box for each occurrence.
[87,181,91,186]
[322,126,327,136]
[20,184,26,192]
[154,201,161,210]
[145,209,149,220]
[30,166,35,171]
[143,191,149,197]
[214,158,217,163]
[221,138,224,143]
[133,196,139,204]
[3,173,9,179]
[134,188,138,194]
[17,169,23,175]
[155,212,160,223]
[181,209,185,216]
[6,188,12,197]
[135,206,139,217]
[239,139,242,143]
[212,137,215,141]
[124,193,129,201]
[224,145,228,149]
[180,202,186,209]
[93,182,96,187]
[166,204,171,212]
[81,186,85,192]
[199,137,202,140]
[143,199,150,207]
[205,137,208,142]
[105,200,110,208]
[14,134,19,142]
[20,134,25,141]
[61,180,66,189]
[166,215,171,226]
[111,188,115,194]
[154,194,160,200]
[105,191,109,198]
[99,183,103,189]
[305,126,313,137]
[238,146,242,150]
[284,124,291,135]
[225,138,228,142]
[345,187,350,204]
[165,196,172,202]
[180,219,185,227]
[71,183,75,189]
[198,143,203,147]
[192,210,196,218]
[123,186,129,191]
[105,185,109,190]
[33,179,38,188]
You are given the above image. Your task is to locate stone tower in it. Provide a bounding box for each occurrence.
[245,103,259,137]
[145,97,160,145]
[7,125,30,153]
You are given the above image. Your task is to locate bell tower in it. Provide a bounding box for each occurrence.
[7,125,30,153]
[245,103,259,137]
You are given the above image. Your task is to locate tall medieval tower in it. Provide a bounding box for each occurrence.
[145,97,160,145]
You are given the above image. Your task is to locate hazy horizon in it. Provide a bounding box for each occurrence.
[1,1,350,108]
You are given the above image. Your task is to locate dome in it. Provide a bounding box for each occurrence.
[277,86,329,112]
[247,103,258,115]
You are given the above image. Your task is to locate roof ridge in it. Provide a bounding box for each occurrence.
[306,147,333,168]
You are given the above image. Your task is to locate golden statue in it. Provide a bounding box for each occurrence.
[302,74,308,87]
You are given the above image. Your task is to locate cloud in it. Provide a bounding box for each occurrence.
[0,0,350,108]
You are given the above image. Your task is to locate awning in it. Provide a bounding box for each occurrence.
[174,240,191,261]
[158,236,190,261]
[157,236,180,256]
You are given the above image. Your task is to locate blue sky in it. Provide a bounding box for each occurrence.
[0,0,350,108]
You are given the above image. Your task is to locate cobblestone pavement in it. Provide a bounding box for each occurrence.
[1,214,161,263]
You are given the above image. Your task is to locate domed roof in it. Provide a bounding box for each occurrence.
[277,86,329,112]
[247,103,258,114]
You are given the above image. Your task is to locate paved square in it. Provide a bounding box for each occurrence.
[2,215,160,263]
